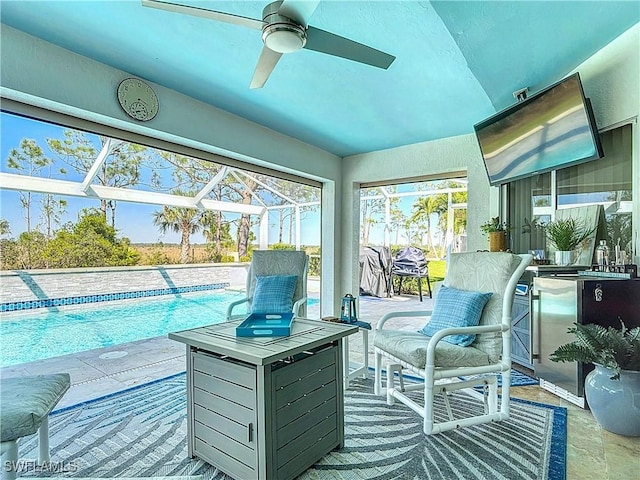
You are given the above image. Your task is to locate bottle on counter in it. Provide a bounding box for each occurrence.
[596,240,609,270]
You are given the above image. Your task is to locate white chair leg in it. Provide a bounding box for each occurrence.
[374,351,382,396]
[386,364,403,405]
[487,378,498,414]
[500,369,511,417]
[390,364,405,391]
[361,329,369,379]
[1,440,18,480]
[38,415,51,463]
[424,366,435,435]
[386,367,396,405]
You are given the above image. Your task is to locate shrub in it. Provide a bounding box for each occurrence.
[270,243,295,251]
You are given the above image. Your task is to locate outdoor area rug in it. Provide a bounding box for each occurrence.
[507,368,539,386]
[18,372,566,480]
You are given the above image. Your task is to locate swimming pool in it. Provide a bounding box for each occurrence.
[1,290,313,367]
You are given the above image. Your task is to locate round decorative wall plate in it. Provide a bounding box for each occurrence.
[117,78,159,121]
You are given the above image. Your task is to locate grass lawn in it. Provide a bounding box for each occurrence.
[428,260,446,283]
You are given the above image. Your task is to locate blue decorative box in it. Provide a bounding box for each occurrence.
[236,313,295,337]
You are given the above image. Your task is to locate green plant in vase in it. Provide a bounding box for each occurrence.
[550,322,640,379]
[544,217,595,265]
[550,321,640,436]
[480,217,510,252]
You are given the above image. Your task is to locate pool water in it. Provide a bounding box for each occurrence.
[0,290,253,367]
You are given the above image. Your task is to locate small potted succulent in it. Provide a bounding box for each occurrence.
[544,216,595,265]
[550,321,640,436]
[480,217,510,252]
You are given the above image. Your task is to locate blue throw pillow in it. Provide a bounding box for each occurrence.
[420,285,493,347]
[251,275,298,314]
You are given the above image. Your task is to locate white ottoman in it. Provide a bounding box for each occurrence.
[1,373,70,480]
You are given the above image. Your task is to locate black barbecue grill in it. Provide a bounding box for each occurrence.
[391,246,432,301]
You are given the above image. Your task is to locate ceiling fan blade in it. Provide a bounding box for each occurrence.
[250,47,283,89]
[141,0,263,30]
[305,26,395,69]
[277,0,320,26]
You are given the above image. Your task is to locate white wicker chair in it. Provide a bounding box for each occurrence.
[226,250,309,320]
[374,251,532,435]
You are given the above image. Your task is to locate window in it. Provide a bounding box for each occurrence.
[360,178,468,257]
[0,109,321,268]
[508,123,633,259]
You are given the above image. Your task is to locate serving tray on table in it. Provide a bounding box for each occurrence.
[236,312,295,337]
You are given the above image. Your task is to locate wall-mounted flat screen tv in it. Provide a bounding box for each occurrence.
[474,72,603,186]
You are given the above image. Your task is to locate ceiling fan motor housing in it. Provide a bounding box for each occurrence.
[261,1,307,53]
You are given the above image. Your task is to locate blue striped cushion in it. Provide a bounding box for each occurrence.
[421,285,493,346]
[251,275,298,314]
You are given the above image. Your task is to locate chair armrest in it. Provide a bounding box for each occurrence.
[292,296,307,318]
[376,310,432,330]
[226,296,251,320]
[425,324,505,365]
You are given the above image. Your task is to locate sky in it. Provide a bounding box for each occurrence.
[0,111,321,246]
[0,111,464,250]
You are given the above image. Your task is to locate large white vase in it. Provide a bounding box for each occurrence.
[585,364,640,436]
[554,250,574,266]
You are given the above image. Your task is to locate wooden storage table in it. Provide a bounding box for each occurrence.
[169,318,358,480]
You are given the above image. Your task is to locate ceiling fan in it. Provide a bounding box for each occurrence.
[141,0,395,89]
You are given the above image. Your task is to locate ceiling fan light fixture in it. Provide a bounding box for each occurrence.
[262,23,307,53]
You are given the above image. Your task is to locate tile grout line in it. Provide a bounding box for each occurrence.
[70,355,185,386]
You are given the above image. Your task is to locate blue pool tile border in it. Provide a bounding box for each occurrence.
[1,282,231,312]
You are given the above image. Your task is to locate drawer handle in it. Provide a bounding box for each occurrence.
[247,422,253,443]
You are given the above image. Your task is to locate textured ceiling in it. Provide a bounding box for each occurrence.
[1,1,638,157]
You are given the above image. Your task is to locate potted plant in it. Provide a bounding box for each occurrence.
[480,217,509,252]
[544,216,595,265]
[550,321,640,436]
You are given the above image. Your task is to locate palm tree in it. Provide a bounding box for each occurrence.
[410,196,441,254]
[200,210,232,262]
[437,190,468,253]
[152,206,203,264]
